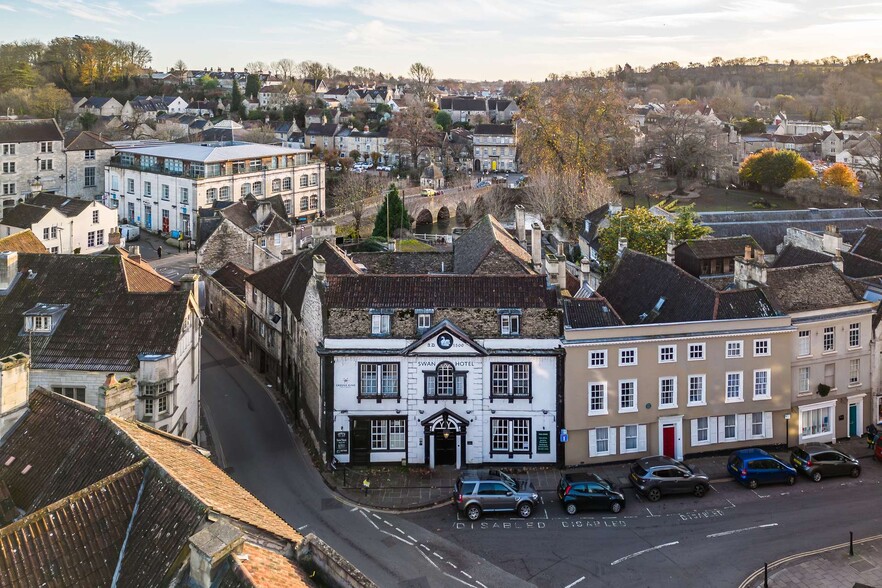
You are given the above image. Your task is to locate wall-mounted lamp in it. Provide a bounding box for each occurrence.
[542,410,549,415]
[465,410,473,414]
[443,430,450,440]
[395,409,401,414]
[491,409,496,414]
[419,410,425,414]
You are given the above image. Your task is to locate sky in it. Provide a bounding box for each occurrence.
[2,0,882,80]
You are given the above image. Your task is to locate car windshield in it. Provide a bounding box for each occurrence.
[632,463,648,477]
[792,447,809,460]
[497,470,517,488]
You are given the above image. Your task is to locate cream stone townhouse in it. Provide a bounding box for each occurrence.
[104,141,325,238]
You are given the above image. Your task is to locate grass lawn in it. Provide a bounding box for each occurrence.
[621,178,803,212]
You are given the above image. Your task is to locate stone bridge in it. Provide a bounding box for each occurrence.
[403,185,493,225]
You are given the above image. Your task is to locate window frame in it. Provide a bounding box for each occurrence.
[687,342,705,361]
[753,369,771,400]
[658,376,677,409]
[658,345,676,363]
[500,312,521,336]
[695,416,709,444]
[357,362,400,401]
[849,358,861,386]
[823,326,835,353]
[726,340,744,359]
[588,382,608,416]
[425,361,468,402]
[489,418,532,457]
[618,348,637,367]
[370,312,391,336]
[368,418,407,451]
[490,362,531,402]
[753,339,770,357]
[849,322,861,348]
[723,414,737,440]
[589,349,608,369]
[618,379,637,413]
[725,371,743,402]
[798,366,811,394]
[687,374,706,407]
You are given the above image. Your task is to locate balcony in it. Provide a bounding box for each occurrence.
[108,155,321,180]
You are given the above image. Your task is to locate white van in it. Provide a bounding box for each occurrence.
[120,224,140,242]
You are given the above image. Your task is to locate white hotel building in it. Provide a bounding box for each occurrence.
[104,142,326,238]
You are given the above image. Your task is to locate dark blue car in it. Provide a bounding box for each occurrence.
[727,448,797,489]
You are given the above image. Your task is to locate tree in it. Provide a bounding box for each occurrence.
[434,110,452,131]
[821,163,860,195]
[297,60,327,80]
[245,61,268,74]
[647,109,730,194]
[173,59,187,73]
[408,62,434,99]
[372,185,410,238]
[231,78,243,113]
[525,166,618,238]
[334,173,380,238]
[198,75,219,90]
[272,58,296,80]
[596,206,710,270]
[78,111,98,130]
[735,117,766,134]
[389,96,440,168]
[245,74,260,100]
[0,84,71,121]
[518,76,630,180]
[738,148,816,191]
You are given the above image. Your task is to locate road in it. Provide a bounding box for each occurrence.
[402,461,882,587]
[200,330,526,588]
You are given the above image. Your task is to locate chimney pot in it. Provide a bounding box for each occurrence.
[514,205,526,243]
[104,373,118,388]
[530,223,542,270]
[313,255,327,282]
[617,237,628,254]
[744,245,752,260]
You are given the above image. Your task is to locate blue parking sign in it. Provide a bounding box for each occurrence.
[559,429,568,443]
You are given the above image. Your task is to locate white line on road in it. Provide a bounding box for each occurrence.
[372,513,382,520]
[707,523,778,538]
[420,544,430,551]
[407,535,417,542]
[461,571,472,579]
[611,541,679,566]
[751,489,770,499]
[395,527,405,534]
[725,499,736,509]
[380,530,414,545]
[383,520,394,527]
[297,525,309,531]
[433,552,444,560]
[447,561,457,569]
[645,507,660,518]
[415,546,439,569]
[350,506,360,512]
[475,580,489,588]
[443,572,477,587]
[359,510,379,530]
[564,576,586,588]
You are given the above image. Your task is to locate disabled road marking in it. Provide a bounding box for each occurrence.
[611,541,679,566]
[706,523,778,538]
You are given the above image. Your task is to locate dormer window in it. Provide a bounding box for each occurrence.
[498,309,521,336]
[415,309,434,334]
[23,303,68,335]
[27,315,51,332]
[371,311,391,336]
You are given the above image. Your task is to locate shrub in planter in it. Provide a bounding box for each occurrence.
[817,383,831,397]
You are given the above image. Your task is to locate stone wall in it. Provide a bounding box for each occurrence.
[295,281,325,448]
[296,533,377,588]
[327,307,560,339]
[198,221,253,272]
[204,272,247,354]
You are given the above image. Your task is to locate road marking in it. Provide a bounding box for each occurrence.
[297,524,309,531]
[395,527,405,534]
[380,530,414,545]
[443,572,477,587]
[359,510,379,530]
[383,520,394,527]
[707,523,778,538]
[433,552,444,560]
[564,576,586,588]
[350,506,360,512]
[372,513,382,520]
[751,489,770,499]
[611,541,679,566]
[475,581,489,588]
[709,484,717,492]
[415,546,439,569]
[447,561,457,569]
[407,535,417,542]
[645,507,660,518]
[420,544,430,551]
[461,571,472,579]
[725,499,736,509]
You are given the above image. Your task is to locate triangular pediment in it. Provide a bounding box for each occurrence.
[404,320,486,356]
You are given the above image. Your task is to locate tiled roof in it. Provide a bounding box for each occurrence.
[112,418,300,542]
[772,244,833,268]
[850,226,882,263]
[325,274,556,309]
[579,203,612,243]
[211,262,254,298]
[474,124,514,136]
[246,254,302,302]
[0,203,50,228]
[0,254,191,371]
[28,192,93,217]
[0,230,47,254]
[281,241,360,318]
[842,251,882,279]
[562,297,623,328]
[64,130,113,151]
[234,543,311,587]
[453,215,534,275]
[598,249,778,324]
[305,123,339,136]
[762,263,864,313]
[97,247,176,292]
[350,252,453,274]
[677,235,758,260]
[0,119,63,144]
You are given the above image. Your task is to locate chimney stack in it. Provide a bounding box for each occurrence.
[557,258,568,291]
[617,237,628,256]
[833,253,844,272]
[822,225,843,255]
[104,373,118,388]
[579,257,591,288]
[313,255,327,283]
[188,520,244,588]
[514,205,526,243]
[735,245,767,288]
[180,274,200,306]
[530,223,542,270]
[129,246,141,264]
[0,251,18,292]
[666,233,676,264]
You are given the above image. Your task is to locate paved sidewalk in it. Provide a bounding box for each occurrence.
[323,437,875,511]
[743,534,882,588]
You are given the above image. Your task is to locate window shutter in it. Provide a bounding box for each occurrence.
[690,419,699,446]
[713,417,722,443]
[637,425,647,452]
[764,412,773,439]
[588,429,597,457]
[608,427,617,455]
[619,427,626,452]
[736,414,746,441]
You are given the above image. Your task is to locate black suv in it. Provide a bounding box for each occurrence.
[558,472,625,514]
[790,443,861,482]
[453,469,539,521]
[630,455,710,502]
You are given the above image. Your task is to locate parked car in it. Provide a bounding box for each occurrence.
[420,188,436,197]
[629,456,710,502]
[874,435,882,461]
[790,443,861,482]
[727,448,796,489]
[558,472,625,514]
[453,469,539,521]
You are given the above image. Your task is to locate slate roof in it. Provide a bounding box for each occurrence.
[0,119,63,143]
[305,122,339,136]
[850,226,882,263]
[677,235,758,260]
[761,263,865,313]
[0,253,191,371]
[842,251,882,279]
[0,389,303,588]
[28,192,93,217]
[246,254,302,303]
[0,230,48,254]
[439,97,487,111]
[597,249,779,324]
[325,274,556,309]
[350,252,453,274]
[211,262,253,298]
[579,203,613,244]
[562,297,624,328]
[474,124,515,136]
[0,204,50,228]
[772,244,833,268]
[452,215,534,275]
[64,130,113,151]
[280,241,360,318]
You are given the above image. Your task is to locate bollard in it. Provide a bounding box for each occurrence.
[850,531,854,556]
[764,562,768,588]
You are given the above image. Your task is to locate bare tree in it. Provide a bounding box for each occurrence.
[389,96,440,168]
[173,59,187,73]
[242,125,277,144]
[272,58,296,80]
[525,167,618,240]
[408,62,434,100]
[297,60,326,80]
[245,61,269,73]
[646,109,730,194]
[333,173,381,237]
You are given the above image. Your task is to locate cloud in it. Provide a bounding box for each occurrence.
[148,0,240,15]
[0,4,16,11]
[28,0,139,23]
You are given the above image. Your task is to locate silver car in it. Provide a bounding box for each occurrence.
[453,469,539,521]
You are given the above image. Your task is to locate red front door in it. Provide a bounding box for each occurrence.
[662,425,676,458]
[162,210,170,233]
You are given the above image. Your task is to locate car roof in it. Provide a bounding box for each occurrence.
[801,443,833,453]
[731,448,771,459]
[562,472,603,484]
[638,455,681,468]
